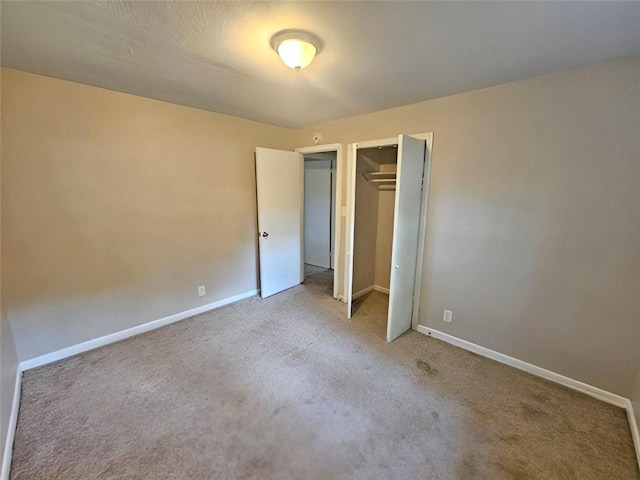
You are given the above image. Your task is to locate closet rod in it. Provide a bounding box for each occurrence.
[363,171,396,189]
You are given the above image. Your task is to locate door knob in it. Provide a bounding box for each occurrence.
[262,232,269,238]
[395,265,399,269]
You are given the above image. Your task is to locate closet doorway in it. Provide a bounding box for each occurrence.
[345,134,433,341]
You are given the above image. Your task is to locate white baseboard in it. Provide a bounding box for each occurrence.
[416,326,628,407]
[416,326,640,469]
[3,289,258,479]
[1,370,22,480]
[352,285,389,300]
[352,286,374,300]
[19,289,258,371]
[373,285,390,294]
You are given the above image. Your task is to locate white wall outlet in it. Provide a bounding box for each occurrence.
[443,309,453,323]
[198,285,206,297]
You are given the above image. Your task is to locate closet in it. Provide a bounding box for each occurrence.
[352,146,397,301]
[346,134,432,342]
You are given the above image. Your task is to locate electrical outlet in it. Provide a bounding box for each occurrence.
[443,309,453,323]
[198,285,206,297]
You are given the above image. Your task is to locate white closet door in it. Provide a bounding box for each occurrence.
[345,144,358,318]
[255,147,304,298]
[387,135,427,341]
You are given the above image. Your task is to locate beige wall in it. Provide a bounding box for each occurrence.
[291,56,640,397]
[1,68,292,361]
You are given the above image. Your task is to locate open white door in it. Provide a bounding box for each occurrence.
[345,143,358,318]
[255,147,303,298]
[387,135,427,341]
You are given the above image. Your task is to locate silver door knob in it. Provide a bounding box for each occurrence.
[395,265,399,269]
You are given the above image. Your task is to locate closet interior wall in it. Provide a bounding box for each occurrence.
[352,146,397,298]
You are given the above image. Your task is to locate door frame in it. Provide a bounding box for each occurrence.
[345,133,433,329]
[295,143,343,301]
[411,133,433,330]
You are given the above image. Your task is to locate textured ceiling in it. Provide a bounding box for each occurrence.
[2,1,639,128]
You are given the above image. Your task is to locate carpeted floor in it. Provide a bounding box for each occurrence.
[11,270,639,479]
[304,263,330,277]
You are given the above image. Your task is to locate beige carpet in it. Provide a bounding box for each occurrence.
[304,263,330,277]
[11,271,639,479]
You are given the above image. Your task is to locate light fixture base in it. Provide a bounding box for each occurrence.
[270,30,323,54]
[271,29,322,71]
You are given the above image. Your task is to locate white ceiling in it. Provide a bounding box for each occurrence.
[2,1,639,128]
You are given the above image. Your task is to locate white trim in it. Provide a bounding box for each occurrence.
[352,286,375,300]
[351,285,390,301]
[296,144,344,301]
[352,137,398,150]
[1,370,22,480]
[416,326,628,407]
[19,290,258,371]
[295,143,343,155]
[628,401,640,472]
[334,149,343,301]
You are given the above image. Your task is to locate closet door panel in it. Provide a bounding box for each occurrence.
[387,135,426,341]
[346,144,358,318]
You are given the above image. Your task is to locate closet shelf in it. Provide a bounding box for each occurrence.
[363,171,396,186]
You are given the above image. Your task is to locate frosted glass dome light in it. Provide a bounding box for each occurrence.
[271,31,322,71]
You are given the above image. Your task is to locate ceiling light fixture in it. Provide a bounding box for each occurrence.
[271,30,321,71]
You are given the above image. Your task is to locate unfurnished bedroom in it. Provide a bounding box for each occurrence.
[0,1,639,479]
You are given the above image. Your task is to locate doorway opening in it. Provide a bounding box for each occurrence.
[254,144,343,300]
[302,151,336,295]
[345,134,433,342]
[296,144,344,300]
[350,145,397,335]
